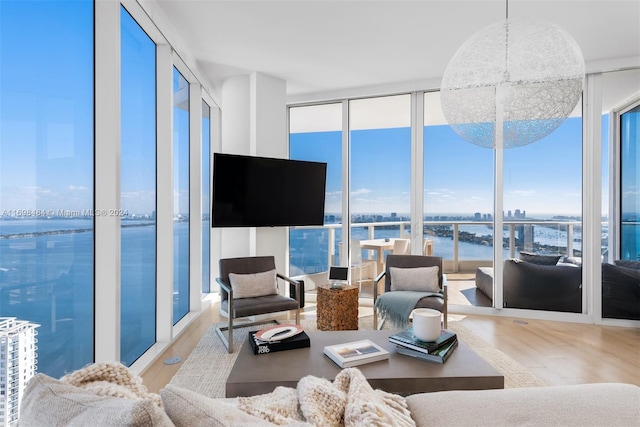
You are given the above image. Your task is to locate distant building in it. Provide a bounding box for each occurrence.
[0,318,39,427]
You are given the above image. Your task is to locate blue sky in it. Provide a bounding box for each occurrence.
[0,0,93,213]
[1,1,633,221]
[292,116,589,217]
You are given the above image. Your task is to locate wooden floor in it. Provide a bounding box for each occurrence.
[140,293,640,393]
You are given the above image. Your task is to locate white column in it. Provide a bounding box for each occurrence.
[189,83,203,311]
[219,76,253,259]
[251,72,288,275]
[493,90,505,310]
[156,44,174,344]
[218,73,288,277]
[583,74,603,320]
[411,92,425,255]
[342,100,350,266]
[94,0,120,362]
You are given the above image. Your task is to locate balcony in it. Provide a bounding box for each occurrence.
[290,219,588,307]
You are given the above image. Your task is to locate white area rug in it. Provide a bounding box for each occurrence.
[169,318,548,398]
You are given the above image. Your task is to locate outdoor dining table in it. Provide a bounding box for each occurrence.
[360,238,434,274]
[360,238,396,275]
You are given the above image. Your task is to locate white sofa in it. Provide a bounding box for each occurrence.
[19,371,640,427]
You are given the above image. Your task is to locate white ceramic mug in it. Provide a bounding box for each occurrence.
[412,308,442,341]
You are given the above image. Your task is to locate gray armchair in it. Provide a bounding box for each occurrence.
[216,256,300,352]
[373,254,447,330]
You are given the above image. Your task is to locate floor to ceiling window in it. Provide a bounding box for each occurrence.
[349,95,411,274]
[202,100,211,294]
[289,103,343,276]
[423,91,496,306]
[502,106,583,313]
[0,0,94,377]
[619,104,639,262]
[120,6,157,366]
[172,68,190,324]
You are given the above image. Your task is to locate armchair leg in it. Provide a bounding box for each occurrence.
[216,317,282,353]
[373,307,377,329]
[373,307,386,330]
[215,314,234,353]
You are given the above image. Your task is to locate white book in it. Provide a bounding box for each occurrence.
[323,339,390,368]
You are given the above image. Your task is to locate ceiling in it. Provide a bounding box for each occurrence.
[150,0,640,103]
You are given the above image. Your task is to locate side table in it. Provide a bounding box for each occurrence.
[316,284,359,331]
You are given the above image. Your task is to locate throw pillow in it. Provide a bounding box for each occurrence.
[519,252,561,265]
[390,266,440,292]
[19,373,173,427]
[229,269,278,299]
[160,384,274,427]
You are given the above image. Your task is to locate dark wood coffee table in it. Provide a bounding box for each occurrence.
[226,329,504,397]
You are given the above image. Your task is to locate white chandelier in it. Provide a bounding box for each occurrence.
[440,15,585,149]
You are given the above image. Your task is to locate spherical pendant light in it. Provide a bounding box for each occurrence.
[440,18,585,149]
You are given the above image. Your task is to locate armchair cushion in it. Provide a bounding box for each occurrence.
[229,269,278,299]
[390,266,440,292]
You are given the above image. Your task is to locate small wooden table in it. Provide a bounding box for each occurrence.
[316,283,359,331]
[226,329,504,397]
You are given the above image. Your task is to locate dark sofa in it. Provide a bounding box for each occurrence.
[502,259,582,312]
[602,262,640,320]
[474,258,640,319]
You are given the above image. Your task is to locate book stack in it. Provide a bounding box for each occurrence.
[249,324,310,355]
[389,327,458,364]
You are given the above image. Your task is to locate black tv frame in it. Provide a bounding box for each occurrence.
[211,153,327,228]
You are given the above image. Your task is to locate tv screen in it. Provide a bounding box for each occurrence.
[211,153,327,227]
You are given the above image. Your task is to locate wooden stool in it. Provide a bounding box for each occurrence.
[316,284,359,331]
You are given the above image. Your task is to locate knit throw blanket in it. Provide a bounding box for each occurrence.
[374,291,442,328]
[60,361,163,408]
[237,367,415,427]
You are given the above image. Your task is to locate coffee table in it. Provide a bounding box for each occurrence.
[226,329,504,397]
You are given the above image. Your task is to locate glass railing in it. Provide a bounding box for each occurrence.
[290,219,589,281]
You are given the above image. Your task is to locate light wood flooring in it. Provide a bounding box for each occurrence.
[140,290,640,394]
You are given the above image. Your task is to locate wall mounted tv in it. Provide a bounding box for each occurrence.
[211,153,327,228]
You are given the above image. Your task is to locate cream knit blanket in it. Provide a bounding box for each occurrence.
[60,361,163,408]
[238,367,416,427]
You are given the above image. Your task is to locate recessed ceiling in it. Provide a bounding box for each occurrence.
[150,0,640,102]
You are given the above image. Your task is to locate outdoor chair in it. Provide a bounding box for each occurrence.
[392,238,410,255]
[216,256,301,352]
[373,254,447,330]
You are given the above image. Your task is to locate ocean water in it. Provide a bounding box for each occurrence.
[0,218,189,377]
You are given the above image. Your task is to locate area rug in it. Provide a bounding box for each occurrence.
[169,318,548,398]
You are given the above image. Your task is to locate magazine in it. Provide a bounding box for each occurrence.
[323,339,390,368]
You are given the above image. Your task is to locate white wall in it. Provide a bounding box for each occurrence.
[219,72,288,277]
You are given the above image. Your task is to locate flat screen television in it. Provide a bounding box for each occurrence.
[211,153,327,227]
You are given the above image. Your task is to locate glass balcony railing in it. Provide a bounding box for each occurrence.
[290,219,590,284]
